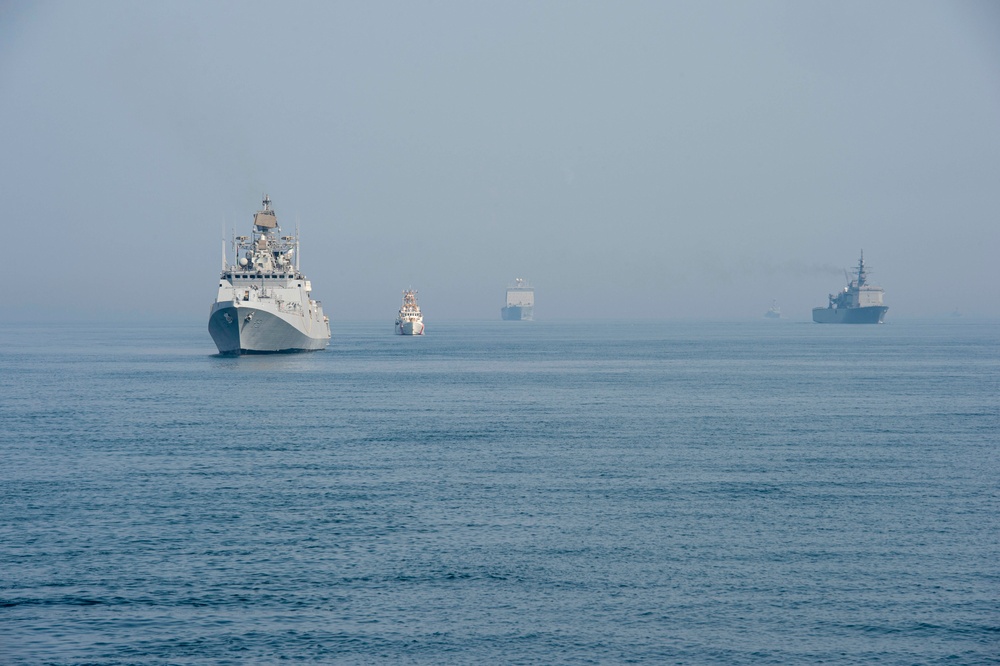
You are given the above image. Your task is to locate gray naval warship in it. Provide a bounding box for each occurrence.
[208,195,331,354]
[812,251,888,324]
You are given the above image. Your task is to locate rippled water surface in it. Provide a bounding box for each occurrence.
[2,319,998,664]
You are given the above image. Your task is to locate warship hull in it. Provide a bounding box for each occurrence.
[396,320,425,335]
[209,304,329,354]
[812,306,888,324]
[501,305,533,321]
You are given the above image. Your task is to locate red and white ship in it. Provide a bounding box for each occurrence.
[395,290,425,335]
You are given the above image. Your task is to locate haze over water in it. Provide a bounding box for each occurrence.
[2,1,999,322]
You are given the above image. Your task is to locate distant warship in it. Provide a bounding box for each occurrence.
[208,195,331,353]
[764,300,782,319]
[501,278,534,321]
[812,251,888,324]
[395,290,425,335]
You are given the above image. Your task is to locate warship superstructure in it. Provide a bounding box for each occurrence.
[501,278,534,321]
[395,290,425,335]
[812,251,888,324]
[208,195,331,354]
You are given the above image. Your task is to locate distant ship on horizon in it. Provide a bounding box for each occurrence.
[501,278,534,321]
[812,251,888,324]
[764,300,782,319]
[395,289,425,335]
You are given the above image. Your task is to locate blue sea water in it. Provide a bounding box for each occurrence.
[1,319,998,664]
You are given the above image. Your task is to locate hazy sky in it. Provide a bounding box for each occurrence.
[3,0,999,322]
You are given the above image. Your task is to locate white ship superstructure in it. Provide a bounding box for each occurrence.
[208,195,331,354]
[395,290,425,335]
[501,278,534,321]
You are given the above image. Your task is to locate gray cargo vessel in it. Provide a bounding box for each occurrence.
[501,278,534,321]
[812,251,888,324]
